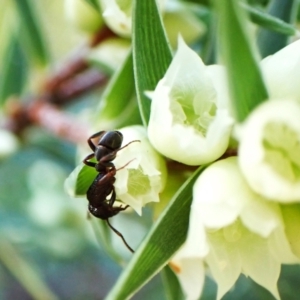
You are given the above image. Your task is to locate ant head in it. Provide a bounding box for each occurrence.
[99,131,123,150]
[95,146,112,161]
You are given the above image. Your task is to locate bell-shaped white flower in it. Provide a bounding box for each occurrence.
[171,157,297,300]
[261,40,300,101]
[238,98,300,202]
[113,125,167,215]
[148,37,234,166]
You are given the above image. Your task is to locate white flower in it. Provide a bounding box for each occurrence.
[113,125,167,215]
[99,0,167,37]
[148,37,234,166]
[261,40,300,101]
[238,98,300,202]
[171,157,297,300]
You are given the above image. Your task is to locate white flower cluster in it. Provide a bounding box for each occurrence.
[146,38,300,299]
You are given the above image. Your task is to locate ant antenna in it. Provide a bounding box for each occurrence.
[116,158,136,171]
[106,218,135,253]
[117,140,140,152]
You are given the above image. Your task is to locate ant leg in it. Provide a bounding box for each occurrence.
[106,219,134,253]
[108,186,129,212]
[83,153,96,167]
[108,187,117,206]
[87,131,106,151]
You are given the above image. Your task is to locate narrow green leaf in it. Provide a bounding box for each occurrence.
[93,52,142,128]
[242,3,298,36]
[132,0,173,126]
[105,166,205,300]
[0,34,27,105]
[215,0,268,122]
[12,0,49,66]
[257,0,299,57]
[0,238,58,300]
[161,265,184,300]
[65,164,98,197]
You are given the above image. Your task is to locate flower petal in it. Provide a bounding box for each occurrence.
[239,230,281,300]
[238,99,300,202]
[261,40,300,101]
[171,247,205,300]
[114,125,167,214]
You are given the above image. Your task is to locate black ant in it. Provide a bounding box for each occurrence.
[83,130,139,253]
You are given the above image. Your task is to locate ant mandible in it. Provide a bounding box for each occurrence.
[83,130,139,253]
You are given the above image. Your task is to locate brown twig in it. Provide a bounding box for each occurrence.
[2,26,116,142]
[27,101,89,143]
[43,26,115,97]
[44,69,108,105]
[3,99,89,144]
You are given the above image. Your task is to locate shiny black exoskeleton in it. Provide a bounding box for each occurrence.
[83,130,123,172]
[83,130,139,253]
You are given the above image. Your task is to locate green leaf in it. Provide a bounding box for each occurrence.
[105,166,205,300]
[215,0,268,122]
[257,0,299,57]
[0,34,27,105]
[132,0,173,126]
[161,265,184,300]
[93,52,142,128]
[242,3,298,36]
[65,164,98,197]
[0,238,58,300]
[12,0,49,66]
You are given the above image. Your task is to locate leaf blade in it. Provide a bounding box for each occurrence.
[242,3,297,36]
[215,0,268,122]
[105,166,205,300]
[132,0,173,125]
[161,265,184,300]
[92,52,142,128]
[0,34,27,105]
[12,0,49,66]
[256,0,299,57]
